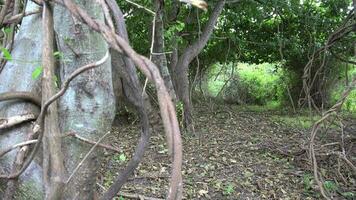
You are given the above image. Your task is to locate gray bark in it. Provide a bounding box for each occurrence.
[0,2,44,199]
[53,0,115,199]
[1,1,116,199]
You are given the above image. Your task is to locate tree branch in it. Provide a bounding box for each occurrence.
[0,139,37,158]
[179,0,225,65]
[0,91,41,107]
[0,114,37,131]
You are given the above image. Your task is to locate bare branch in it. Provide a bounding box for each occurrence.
[66,131,112,184]
[0,114,37,130]
[0,0,13,26]
[64,131,121,153]
[3,9,42,25]
[100,1,151,198]
[0,91,41,107]
[309,78,356,200]
[0,140,37,158]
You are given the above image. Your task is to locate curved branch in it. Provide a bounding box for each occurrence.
[0,0,13,26]
[100,1,151,198]
[178,0,226,66]
[0,91,41,107]
[309,78,356,200]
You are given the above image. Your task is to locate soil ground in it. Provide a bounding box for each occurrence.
[98,102,355,200]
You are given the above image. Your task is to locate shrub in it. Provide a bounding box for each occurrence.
[206,62,285,105]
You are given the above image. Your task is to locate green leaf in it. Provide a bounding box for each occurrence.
[3,27,12,34]
[32,66,43,80]
[1,47,12,61]
[224,183,234,195]
[119,154,126,162]
[176,21,185,32]
[53,75,59,88]
[323,180,338,192]
[341,192,354,198]
[53,51,63,59]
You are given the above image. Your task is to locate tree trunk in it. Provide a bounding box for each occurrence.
[172,0,225,131]
[53,0,115,199]
[108,0,152,115]
[0,2,44,199]
[152,0,177,102]
[1,1,116,199]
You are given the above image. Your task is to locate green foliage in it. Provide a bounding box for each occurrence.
[302,173,313,192]
[118,153,126,162]
[165,21,185,44]
[207,62,286,106]
[0,47,12,61]
[223,183,234,196]
[331,85,356,112]
[323,180,338,192]
[235,63,281,105]
[272,114,319,129]
[31,66,43,80]
[113,153,127,163]
[175,101,184,123]
[53,51,63,60]
[3,27,12,34]
[329,66,356,112]
[53,75,59,88]
[341,192,355,199]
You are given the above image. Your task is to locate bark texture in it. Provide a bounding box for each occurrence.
[53,0,115,199]
[41,2,65,199]
[0,2,44,199]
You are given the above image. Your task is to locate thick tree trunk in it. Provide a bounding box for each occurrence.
[1,1,116,199]
[53,0,115,199]
[173,0,225,130]
[0,2,44,199]
[152,0,177,102]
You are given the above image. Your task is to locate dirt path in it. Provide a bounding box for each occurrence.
[98,103,353,199]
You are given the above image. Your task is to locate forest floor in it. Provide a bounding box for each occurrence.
[98,102,355,200]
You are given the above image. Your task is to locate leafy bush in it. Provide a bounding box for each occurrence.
[329,66,356,112]
[206,62,286,105]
